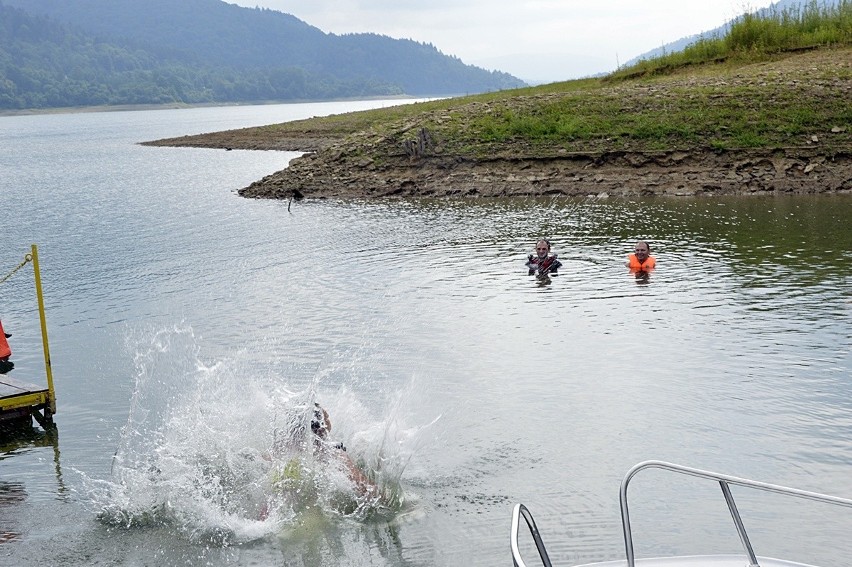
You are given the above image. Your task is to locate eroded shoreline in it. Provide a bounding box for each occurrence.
[143,49,852,199]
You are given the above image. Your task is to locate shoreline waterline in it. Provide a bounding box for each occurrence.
[0,94,421,118]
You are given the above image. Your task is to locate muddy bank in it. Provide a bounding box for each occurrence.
[143,128,332,152]
[146,124,852,199]
[144,115,852,200]
[236,146,852,199]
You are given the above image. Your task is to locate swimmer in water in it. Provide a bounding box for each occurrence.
[260,403,379,520]
[269,403,378,498]
[309,404,378,498]
[626,241,656,272]
[526,239,562,276]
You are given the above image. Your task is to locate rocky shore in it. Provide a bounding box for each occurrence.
[236,146,851,199]
[144,48,852,199]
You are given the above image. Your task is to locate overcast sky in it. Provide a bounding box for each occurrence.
[228,1,777,83]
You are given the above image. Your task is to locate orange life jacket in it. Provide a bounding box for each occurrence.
[0,320,10,361]
[628,253,656,271]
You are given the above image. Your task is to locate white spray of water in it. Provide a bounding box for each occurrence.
[79,324,440,545]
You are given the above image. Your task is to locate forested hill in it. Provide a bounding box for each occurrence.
[0,0,525,111]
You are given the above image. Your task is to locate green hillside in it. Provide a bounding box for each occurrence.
[0,0,524,110]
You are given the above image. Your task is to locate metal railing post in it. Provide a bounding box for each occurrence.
[511,503,554,567]
[719,480,759,567]
[31,244,55,417]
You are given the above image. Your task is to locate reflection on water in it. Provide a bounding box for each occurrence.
[0,481,26,544]
[632,270,651,285]
[0,425,65,547]
[0,105,850,566]
[0,426,64,490]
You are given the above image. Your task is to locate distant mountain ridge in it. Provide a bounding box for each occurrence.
[0,0,525,110]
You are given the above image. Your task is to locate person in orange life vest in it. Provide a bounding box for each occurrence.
[526,239,562,275]
[626,241,656,272]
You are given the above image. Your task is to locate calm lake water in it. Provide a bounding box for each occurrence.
[0,101,851,567]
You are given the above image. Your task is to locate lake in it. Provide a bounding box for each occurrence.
[1,101,851,567]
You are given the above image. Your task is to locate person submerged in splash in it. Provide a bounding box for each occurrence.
[526,239,562,276]
[308,404,377,498]
[268,403,378,499]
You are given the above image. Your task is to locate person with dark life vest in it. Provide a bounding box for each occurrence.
[526,239,562,276]
[626,241,656,272]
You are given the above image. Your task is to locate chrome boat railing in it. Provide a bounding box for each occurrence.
[512,460,852,567]
[511,502,553,567]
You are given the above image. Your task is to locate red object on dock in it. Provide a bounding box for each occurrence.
[0,320,10,361]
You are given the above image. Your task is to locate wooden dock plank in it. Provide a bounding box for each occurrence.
[0,376,46,399]
[0,375,50,416]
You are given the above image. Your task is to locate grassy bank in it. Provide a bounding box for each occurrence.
[249,48,849,158]
[453,1,852,154]
[609,0,851,80]
[157,4,851,160]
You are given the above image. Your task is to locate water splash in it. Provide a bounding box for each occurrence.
[79,324,438,545]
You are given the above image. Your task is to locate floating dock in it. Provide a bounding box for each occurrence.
[0,375,53,428]
[0,245,56,430]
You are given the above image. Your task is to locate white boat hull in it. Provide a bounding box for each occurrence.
[573,555,818,567]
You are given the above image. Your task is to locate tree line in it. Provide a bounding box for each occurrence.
[0,0,524,110]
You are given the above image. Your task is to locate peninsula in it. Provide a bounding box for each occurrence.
[144,46,852,199]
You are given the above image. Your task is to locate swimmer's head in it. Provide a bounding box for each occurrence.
[535,239,551,259]
[311,403,331,438]
[273,402,331,455]
[634,241,651,259]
